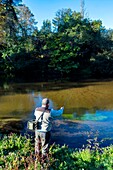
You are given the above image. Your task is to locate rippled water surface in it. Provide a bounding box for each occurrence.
[0,81,113,122]
[1,81,113,147]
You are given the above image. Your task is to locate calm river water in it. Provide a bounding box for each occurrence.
[1,80,113,148]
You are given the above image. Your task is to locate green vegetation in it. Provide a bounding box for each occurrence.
[0,1,113,83]
[0,133,113,170]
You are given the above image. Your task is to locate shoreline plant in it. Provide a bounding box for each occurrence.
[0,133,113,170]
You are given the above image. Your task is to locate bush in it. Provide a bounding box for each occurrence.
[0,133,113,170]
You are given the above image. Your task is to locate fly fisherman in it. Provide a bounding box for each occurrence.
[34,98,64,161]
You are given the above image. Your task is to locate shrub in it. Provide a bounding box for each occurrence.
[0,133,113,170]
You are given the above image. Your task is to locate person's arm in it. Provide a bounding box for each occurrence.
[51,107,64,117]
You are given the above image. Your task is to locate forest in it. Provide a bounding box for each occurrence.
[0,0,113,83]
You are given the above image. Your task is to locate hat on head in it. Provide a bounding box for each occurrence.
[42,98,49,106]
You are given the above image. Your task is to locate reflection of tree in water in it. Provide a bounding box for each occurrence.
[33,92,55,109]
[73,107,98,116]
[33,92,43,108]
[1,82,113,131]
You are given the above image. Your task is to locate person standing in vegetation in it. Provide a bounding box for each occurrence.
[34,98,64,161]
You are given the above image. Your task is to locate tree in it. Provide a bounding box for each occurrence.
[0,4,6,47]
[52,8,73,32]
[46,8,111,80]
[0,2,39,82]
[40,19,52,34]
[16,4,37,37]
[1,0,22,38]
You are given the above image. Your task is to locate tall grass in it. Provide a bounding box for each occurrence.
[0,133,113,170]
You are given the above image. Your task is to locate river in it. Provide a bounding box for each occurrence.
[0,80,113,148]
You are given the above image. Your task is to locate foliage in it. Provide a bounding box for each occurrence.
[1,133,113,169]
[0,133,34,169]
[91,51,113,78]
[46,9,111,80]
[0,4,113,82]
[16,4,38,37]
[0,2,39,82]
[40,19,52,34]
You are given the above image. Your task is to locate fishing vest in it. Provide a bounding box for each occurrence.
[35,107,53,132]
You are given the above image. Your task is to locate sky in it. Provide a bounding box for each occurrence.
[22,0,113,30]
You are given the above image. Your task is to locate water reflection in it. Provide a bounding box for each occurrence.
[73,110,108,121]
[33,93,54,109]
[0,92,56,121]
[0,81,113,122]
[0,93,35,119]
[1,81,113,148]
